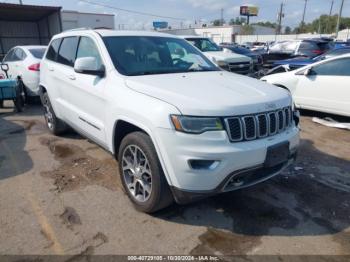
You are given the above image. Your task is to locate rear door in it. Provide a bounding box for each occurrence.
[294,58,350,115]
[53,36,80,121]
[63,36,107,145]
[2,48,20,78]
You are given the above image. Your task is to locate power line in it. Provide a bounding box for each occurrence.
[78,0,187,21]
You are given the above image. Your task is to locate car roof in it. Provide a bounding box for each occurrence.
[13,45,47,50]
[54,29,179,39]
[178,35,208,39]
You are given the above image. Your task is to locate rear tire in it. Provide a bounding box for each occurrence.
[118,132,173,213]
[41,92,68,135]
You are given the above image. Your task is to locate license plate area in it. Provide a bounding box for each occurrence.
[264,142,290,168]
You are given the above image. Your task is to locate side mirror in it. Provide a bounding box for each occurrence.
[304,68,315,76]
[1,63,9,72]
[74,57,105,77]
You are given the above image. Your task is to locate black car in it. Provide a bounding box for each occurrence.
[220,43,263,70]
[262,39,332,68]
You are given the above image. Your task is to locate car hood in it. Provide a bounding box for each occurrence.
[204,51,252,63]
[125,71,291,116]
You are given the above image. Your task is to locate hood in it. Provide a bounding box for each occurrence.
[204,51,252,63]
[125,71,291,116]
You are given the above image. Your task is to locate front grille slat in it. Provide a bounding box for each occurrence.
[225,106,292,142]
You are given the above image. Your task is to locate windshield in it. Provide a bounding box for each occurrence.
[29,48,46,59]
[185,38,222,52]
[103,36,219,76]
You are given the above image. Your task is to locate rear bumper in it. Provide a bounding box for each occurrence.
[171,151,297,204]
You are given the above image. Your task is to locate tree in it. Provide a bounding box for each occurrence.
[284,26,292,34]
[293,14,350,34]
[212,19,225,26]
[252,21,277,29]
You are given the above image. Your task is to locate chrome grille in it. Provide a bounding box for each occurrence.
[225,107,293,142]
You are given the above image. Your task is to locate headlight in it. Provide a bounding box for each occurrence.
[171,115,223,134]
[216,60,228,67]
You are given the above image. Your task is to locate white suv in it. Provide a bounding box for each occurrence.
[40,29,300,213]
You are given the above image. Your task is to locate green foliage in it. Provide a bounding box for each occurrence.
[251,21,277,29]
[294,15,350,34]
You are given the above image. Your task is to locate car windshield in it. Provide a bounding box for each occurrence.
[103,36,219,76]
[29,48,46,59]
[185,38,222,52]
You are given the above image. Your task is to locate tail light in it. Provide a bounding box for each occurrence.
[28,63,40,71]
[311,49,322,55]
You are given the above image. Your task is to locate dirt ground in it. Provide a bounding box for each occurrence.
[0,102,349,257]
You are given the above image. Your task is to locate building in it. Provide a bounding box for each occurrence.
[0,3,62,59]
[162,25,276,44]
[61,10,115,31]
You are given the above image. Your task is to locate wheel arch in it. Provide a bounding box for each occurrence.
[112,118,173,186]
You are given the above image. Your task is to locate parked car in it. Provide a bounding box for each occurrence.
[273,46,350,70]
[262,39,331,68]
[180,36,253,74]
[261,54,350,117]
[40,29,299,212]
[220,43,263,70]
[2,46,46,98]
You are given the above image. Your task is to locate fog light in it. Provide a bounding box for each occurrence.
[188,160,220,170]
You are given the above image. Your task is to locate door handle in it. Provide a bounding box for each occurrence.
[48,67,54,72]
[68,75,76,80]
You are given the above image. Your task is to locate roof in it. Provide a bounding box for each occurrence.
[56,29,177,38]
[62,10,114,17]
[0,3,61,21]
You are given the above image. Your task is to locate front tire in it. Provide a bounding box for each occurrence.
[41,92,68,135]
[118,132,173,213]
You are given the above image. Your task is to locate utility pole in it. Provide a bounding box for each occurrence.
[300,0,308,33]
[335,0,345,38]
[327,0,334,34]
[276,2,284,36]
[220,8,224,26]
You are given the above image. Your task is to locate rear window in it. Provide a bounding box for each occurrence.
[29,48,46,59]
[57,37,79,66]
[46,39,62,61]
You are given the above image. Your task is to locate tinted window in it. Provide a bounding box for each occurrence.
[29,48,46,59]
[299,41,317,50]
[46,39,62,61]
[3,49,15,62]
[76,37,102,68]
[313,58,350,76]
[103,36,218,76]
[57,37,79,66]
[185,38,221,52]
[15,48,27,60]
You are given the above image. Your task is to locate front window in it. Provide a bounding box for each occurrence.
[185,38,222,52]
[103,36,219,76]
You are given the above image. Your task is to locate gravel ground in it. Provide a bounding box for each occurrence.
[0,103,349,257]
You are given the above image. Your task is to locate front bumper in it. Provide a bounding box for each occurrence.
[155,126,299,196]
[171,152,297,204]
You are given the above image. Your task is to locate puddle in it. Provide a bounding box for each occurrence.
[9,119,47,135]
[191,228,261,255]
[39,137,120,192]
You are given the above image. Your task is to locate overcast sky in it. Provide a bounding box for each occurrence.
[2,0,350,29]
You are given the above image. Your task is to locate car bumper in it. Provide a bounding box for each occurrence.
[155,126,299,200]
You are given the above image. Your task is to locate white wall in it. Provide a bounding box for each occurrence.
[61,11,115,31]
[235,32,349,44]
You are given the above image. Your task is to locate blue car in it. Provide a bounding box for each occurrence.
[273,46,350,70]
